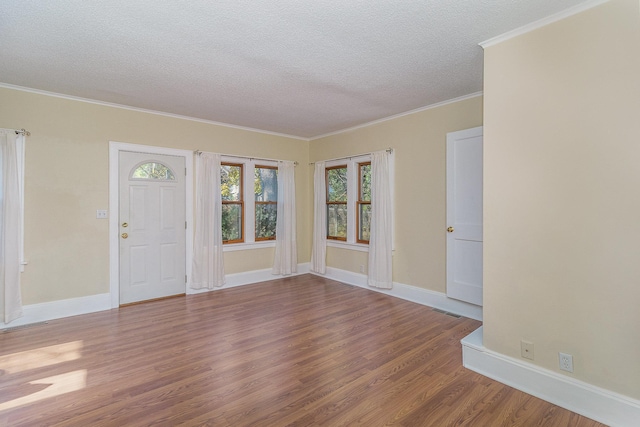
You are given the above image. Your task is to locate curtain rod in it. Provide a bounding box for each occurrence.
[308,147,393,165]
[194,150,298,166]
[4,128,31,136]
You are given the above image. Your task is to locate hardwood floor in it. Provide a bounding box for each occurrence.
[0,274,604,426]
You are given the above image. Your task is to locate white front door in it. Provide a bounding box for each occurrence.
[118,151,186,304]
[446,126,483,306]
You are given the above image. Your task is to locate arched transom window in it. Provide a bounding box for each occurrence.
[130,162,176,180]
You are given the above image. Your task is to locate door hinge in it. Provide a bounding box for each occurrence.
[185,275,187,283]
[185,221,187,229]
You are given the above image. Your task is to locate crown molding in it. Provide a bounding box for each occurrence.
[480,0,610,48]
[310,92,483,141]
[1,82,483,142]
[0,82,309,141]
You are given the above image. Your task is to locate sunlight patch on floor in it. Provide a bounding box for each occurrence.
[0,369,87,411]
[0,341,86,412]
[0,340,83,374]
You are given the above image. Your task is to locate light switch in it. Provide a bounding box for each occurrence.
[96,209,108,219]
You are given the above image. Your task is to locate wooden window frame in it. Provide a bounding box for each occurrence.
[254,164,278,241]
[356,161,371,244]
[221,162,244,244]
[326,165,348,241]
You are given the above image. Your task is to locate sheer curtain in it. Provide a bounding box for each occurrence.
[368,150,393,289]
[0,130,24,323]
[310,161,327,274]
[191,152,225,289]
[272,161,297,275]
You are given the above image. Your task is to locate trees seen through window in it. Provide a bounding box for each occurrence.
[357,162,371,243]
[221,163,243,243]
[255,166,278,240]
[326,166,347,240]
[221,160,279,244]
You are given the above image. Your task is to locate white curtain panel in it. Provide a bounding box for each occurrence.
[272,161,297,275]
[191,152,225,289]
[310,161,327,274]
[368,150,393,289]
[0,130,24,323]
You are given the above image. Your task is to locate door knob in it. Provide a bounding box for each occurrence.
[447,227,454,233]
[122,222,128,228]
[121,233,128,239]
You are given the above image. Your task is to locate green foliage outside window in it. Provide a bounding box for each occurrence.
[131,162,175,180]
[327,166,347,239]
[221,164,242,242]
[255,167,278,240]
[358,163,371,242]
[360,163,371,201]
[327,167,347,201]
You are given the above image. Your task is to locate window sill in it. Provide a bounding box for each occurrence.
[326,240,369,252]
[223,241,276,252]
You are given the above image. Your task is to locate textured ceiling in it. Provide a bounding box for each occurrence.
[0,0,589,139]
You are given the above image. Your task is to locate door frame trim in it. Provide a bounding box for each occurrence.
[108,141,194,308]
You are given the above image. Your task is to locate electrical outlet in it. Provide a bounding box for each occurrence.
[559,352,574,372]
[520,340,534,360]
[359,265,365,273]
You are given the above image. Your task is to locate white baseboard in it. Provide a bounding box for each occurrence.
[4,264,471,327]
[462,327,640,427]
[2,263,312,328]
[1,293,112,329]
[187,262,311,294]
[313,266,483,321]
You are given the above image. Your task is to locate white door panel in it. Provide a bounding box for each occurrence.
[119,151,186,304]
[454,140,483,226]
[446,126,483,306]
[129,245,148,286]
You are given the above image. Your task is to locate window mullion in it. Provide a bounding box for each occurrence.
[245,160,255,243]
[346,161,357,244]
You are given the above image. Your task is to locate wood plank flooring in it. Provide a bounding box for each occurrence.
[0,274,605,426]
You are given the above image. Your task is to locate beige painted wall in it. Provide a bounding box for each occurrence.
[0,87,310,305]
[310,96,483,293]
[483,0,640,399]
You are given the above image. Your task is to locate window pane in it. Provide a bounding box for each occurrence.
[327,167,347,202]
[221,164,242,201]
[131,162,175,180]
[255,167,278,202]
[359,203,371,242]
[327,203,347,239]
[360,163,371,201]
[222,204,242,241]
[256,203,277,239]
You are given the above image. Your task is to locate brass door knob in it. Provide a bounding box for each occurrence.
[447,227,454,233]
[121,233,128,239]
[122,222,128,228]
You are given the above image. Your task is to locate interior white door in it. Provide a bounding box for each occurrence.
[119,151,186,304]
[446,126,483,306]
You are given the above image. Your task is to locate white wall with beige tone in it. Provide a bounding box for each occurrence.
[310,96,483,295]
[0,87,310,308]
[483,0,640,402]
